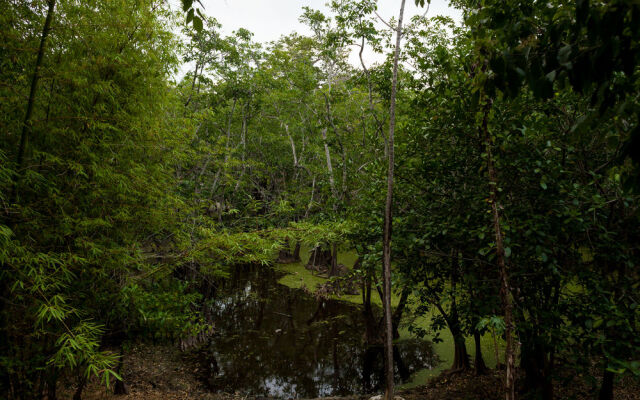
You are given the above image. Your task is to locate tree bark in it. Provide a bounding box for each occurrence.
[382,1,406,398]
[113,344,129,395]
[321,127,338,203]
[358,36,385,145]
[72,373,86,400]
[474,330,489,375]
[284,123,298,167]
[392,288,409,340]
[433,300,470,372]
[598,368,614,400]
[329,242,339,277]
[521,340,554,399]
[184,59,200,107]
[46,368,58,400]
[11,0,56,204]
[362,265,380,344]
[483,98,516,400]
[293,241,301,261]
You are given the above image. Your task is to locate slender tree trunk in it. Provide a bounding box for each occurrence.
[304,175,316,218]
[323,94,349,202]
[363,272,381,344]
[284,123,298,166]
[391,288,409,340]
[72,373,86,400]
[233,104,248,193]
[598,368,614,400]
[210,98,237,196]
[483,98,516,400]
[46,368,58,400]
[358,36,385,145]
[113,343,129,395]
[321,127,338,203]
[293,241,301,261]
[11,0,56,204]
[382,1,406,398]
[184,59,200,107]
[329,242,339,277]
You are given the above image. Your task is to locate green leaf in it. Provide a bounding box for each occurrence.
[193,16,203,32]
[558,44,572,67]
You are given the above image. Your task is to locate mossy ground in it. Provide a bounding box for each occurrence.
[274,246,505,388]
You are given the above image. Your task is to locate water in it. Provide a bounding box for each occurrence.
[199,266,437,398]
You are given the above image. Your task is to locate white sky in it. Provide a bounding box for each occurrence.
[197,0,461,40]
[175,0,462,76]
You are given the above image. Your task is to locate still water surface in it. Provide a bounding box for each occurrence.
[199,266,437,398]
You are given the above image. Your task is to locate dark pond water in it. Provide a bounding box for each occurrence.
[199,266,437,398]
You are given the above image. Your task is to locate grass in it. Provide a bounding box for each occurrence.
[274,245,505,388]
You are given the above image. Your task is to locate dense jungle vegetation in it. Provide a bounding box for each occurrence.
[1,0,640,399]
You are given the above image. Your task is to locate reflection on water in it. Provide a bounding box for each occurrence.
[199,266,437,398]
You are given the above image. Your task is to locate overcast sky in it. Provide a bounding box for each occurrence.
[195,0,461,41]
[175,1,462,76]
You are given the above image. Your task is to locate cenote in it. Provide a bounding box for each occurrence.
[198,266,438,398]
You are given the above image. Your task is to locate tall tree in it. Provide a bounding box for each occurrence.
[382,0,406,398]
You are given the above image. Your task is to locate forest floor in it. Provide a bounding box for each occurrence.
[58,343,506,400]
[59,343,640,400]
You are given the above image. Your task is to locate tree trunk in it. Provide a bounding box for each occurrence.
[72,374,86,400]
[358,36,384,145]
[233,104,248,193]
[382,1,406,398]
[598,368,614,400]
[293,241,301,261]
[392,288,409,340]
[184,59,200,107]
[329,242,339,277]
[483,98,516,400]
[451,334,471,371]
[304,175,316,218]
[284,123,298,167]
[46,368,57,400]
[474,330,489,375]
[521,340,553,399]
[321,127,338,204]
[113,344,128,395]
[441,299,470,372]
[11,0,56,204]
[362,268,380,344]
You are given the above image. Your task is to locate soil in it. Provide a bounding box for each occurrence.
[57,344,232,400]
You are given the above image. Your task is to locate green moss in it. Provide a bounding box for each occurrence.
[275,245,400,306]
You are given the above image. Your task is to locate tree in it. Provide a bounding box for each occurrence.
[382,0,407,398]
